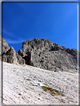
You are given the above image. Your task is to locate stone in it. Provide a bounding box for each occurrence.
[18,49,23,56]
[0,36,25,65]
[16,54,25,65]
[1,36,79,72]
[3,47,18,64]
[21,38,78,72]
[2,46,25,65]
[0,36,10,54]
[0,35,9,60]
[23,51,34,66]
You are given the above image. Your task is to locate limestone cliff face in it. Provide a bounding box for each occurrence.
[2,46,25,65]
[21,38,78,72]
[0,36,25,65]
[1,36,79,72]
[22,38,54,52]
[0,36,10,54]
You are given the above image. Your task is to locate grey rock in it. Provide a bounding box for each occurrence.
[22,38,54,53]
[0,36,25,65]
[16,54,25,65]
[3,47,18,64]
[0,36,10,54]
[18,49,23,56]
[1,36,79,72]
[2,46,25,65]
[22,38,79,72]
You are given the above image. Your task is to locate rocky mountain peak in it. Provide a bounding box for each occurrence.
[22,38,64,54]
[22,38,77,56]
[1,36,79,72]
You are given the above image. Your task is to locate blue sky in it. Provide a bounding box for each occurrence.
[3,2,77,53]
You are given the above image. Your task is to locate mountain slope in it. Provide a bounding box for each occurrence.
[1,36,79,72]
[21,38,78,72]
[3,62,78,104]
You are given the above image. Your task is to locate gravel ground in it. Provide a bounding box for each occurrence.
[3,62,79,105]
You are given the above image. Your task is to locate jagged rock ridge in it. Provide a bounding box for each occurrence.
[1,36,79,72]
[21,38,78,72]
[0,36,25,65]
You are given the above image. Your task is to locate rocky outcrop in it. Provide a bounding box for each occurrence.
[0,36,25,65]
[1,36,79,72]
[21,38,78,72]
[22,38,56,53]
[3,47,17,64]
[28,50,77,72]
[0,36,10,54]
[0,36,10,60]
[2,46,25,64]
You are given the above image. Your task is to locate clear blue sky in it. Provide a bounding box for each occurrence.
[3,2,77,53]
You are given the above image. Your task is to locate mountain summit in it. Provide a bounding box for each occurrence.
[1,36,79,72]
